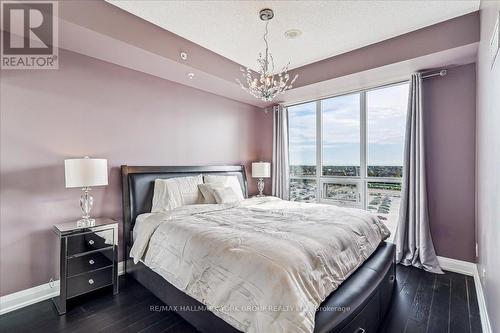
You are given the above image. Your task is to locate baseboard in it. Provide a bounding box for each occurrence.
[0,261,125,316]
[0,280,61,316]
[473,265,492,333]
[437,256,476,276]
[436,256,492,333]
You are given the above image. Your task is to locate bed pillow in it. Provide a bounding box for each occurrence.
[212,186,240,204]
[151,175,203,212]
[203,175,245,201]
[198,183,218,204]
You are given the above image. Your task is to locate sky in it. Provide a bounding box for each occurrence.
[288,83,409,166]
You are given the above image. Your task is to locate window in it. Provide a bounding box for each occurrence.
[288,82,409,230]
[367,84,408,178]
[290,178,317,202]
[288,102,316,177]
[322,94,360,177]
[288,102,317,201]
[322,181,361,207]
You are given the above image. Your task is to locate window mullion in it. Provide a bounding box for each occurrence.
[316,100,322,202]
[360,91,367,209]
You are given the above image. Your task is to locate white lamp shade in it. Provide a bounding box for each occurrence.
[65,158,108,188]
[252,162,271,178]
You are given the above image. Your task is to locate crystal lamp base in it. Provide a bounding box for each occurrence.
[256,178,265,197]
[78,187,95,226]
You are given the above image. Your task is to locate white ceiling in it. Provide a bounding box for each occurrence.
[106,0,479,71]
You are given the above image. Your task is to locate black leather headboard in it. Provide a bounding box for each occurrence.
[121,165,248,256]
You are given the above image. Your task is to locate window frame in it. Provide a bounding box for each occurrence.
[319,178,362,208]
[287,81,407,209]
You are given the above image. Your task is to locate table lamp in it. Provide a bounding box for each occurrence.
[252,162,271,197]
[65,157,108,225]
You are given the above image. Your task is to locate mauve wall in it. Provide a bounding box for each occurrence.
[424,63,476,262]
[476,1,500,332]
[0,49,272,296]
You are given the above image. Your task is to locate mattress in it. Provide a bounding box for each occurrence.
[130,197,390,333]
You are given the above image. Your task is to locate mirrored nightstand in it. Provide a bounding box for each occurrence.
[52,218,119,315]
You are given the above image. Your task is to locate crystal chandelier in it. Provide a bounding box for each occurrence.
[237,9,298,102]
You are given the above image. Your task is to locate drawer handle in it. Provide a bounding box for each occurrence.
[88,240,95,245]
[88,279,94,285]
[89,259,95,265]
[355,328,365,333]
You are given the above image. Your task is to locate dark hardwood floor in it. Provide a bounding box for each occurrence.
[0,265,481,333]
[0,277,198,333]
[381,265,482,333]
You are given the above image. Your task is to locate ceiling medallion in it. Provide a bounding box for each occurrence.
[237,8,298,102]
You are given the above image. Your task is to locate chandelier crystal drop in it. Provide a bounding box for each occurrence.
[237,9,298,102]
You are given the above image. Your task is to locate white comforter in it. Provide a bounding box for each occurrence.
[131,197,390,333]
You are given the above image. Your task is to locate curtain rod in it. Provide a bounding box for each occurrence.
[422,69,447,79]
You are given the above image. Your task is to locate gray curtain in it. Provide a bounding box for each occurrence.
[395,73,443,274]
[272,104,290,200]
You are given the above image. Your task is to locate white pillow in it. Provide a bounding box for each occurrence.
[212,186,240,204]
[151,175,203,212]
[203,175,245,201]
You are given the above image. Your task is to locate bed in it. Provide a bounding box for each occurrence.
[121,165,396,333]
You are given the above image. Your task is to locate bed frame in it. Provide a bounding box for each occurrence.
[121,165,396,333]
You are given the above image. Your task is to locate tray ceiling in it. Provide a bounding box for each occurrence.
[106,0,479,71]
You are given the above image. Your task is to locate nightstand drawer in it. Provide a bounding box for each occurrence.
[67,229,114,256]
[67,267,113,298]
[67,249,113,277]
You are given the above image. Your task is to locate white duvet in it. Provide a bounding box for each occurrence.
[131,197,390,333]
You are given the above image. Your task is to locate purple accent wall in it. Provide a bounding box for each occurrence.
[0,49,273,296]
[423,64,476,262]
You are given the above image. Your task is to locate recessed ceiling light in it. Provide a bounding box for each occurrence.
[284,29,302,39]
[187,73,195,79]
